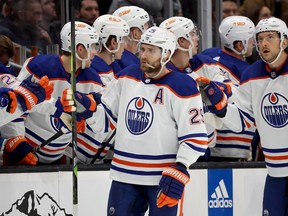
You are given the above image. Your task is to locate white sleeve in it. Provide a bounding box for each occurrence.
[0,106,24,126]
[86,78,120,134]
[0,121,25,138]
[17,57,35,81]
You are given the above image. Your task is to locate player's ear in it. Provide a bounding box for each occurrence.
[131,28,141,40]
[108,37,117,50]
[177,37,185,47]
[234,41,244,53]
[282,37,288,50]
[162,50,171,62]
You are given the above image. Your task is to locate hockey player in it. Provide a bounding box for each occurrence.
[112,6,150,69]
[91,14,129,87]
[159,16,235,159]
[204,17,288,215]
[0,74,54,165]
[16,21,105,164]
[201,16,256,161]
[87,26,208,215]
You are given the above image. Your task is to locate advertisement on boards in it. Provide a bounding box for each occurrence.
[208,169,233,216]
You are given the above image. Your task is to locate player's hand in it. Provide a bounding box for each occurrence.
[0,87,17,113]
[54,89,91,133]
[54,89,75,132]
[3,136,38,165]
[74,91,100,113]
[13,75,54,111]
[196,77,228,117]
[74,91,101,133]
[157,163,190,208]
[197,77,232,98]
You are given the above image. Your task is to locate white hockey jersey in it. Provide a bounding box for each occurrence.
[0,73,27,126]
[216,60,288,177]
[17,55,105,164]
[88,64,208,185]
[202,47,255,159]
[166,54,234,147]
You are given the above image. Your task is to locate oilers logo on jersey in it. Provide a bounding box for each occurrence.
[261,92,288,128]
[125,97,154,135]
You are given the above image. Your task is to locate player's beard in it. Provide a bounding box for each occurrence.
[141,59,162,77]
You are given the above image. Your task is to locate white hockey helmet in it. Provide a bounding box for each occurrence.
[159,16,197,57]
[60,21,99,53]
[219,16,255,55]
[92,14,130,53]
[255,17,288,40]
[140,26,176,63]
[112,6,150,33]
[255,17,288,64]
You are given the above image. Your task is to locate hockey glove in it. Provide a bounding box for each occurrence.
[13,75,54,111]
[74,91,101,133]
[3,136,38,165]
[54,89,75,132]
[74,91,99,113]
[0,87,17,113]
[196,77,228,117]
[157,163,190,208]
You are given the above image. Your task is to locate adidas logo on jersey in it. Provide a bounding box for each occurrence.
[208,179,233,208]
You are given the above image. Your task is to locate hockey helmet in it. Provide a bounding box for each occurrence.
[140,26,176,58]
[255,17,288,41]
[93,14,129,52]
[159,16,197,49]
[60,21,99,53]
[219,16,255,55]
[112,6,150,33]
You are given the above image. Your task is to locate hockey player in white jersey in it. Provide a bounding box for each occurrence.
[201,16,256,161]
[91,14,129,86]
[0,74,54,126]
[203,17,288,215]
[87,26,208,215]
[159,16,235,159]
[0,74,54,165]
[16,21,105,164]
[112,6,150,69]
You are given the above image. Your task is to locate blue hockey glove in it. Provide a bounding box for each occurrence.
[14,75,54,111]
[74,91,99,113]
[74,91,101,133]
[214,79,232,98]
[157,163,190,208]
[53,89,75,132]
[0,87,17,113]
[3,136,38,165]
[197,77,228,117]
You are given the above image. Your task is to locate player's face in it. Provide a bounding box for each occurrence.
[77,44,97,68]
[256,31,281,62]
[191,31,199,55]
[139,43,162,73]
[113,40,126,60]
